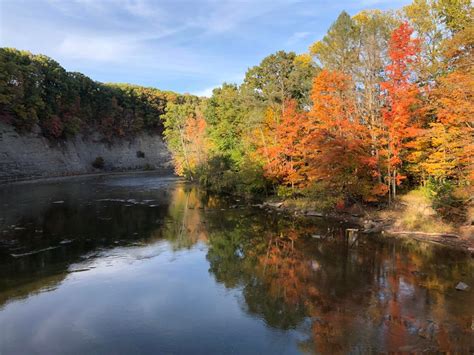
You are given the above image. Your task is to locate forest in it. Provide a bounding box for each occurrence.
[161,0,473,224]
[0,0,472,223]
[0,48,182,140]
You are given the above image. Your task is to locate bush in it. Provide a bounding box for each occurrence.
[301,181,344,211]
[421,179,468,223]
[92,156,105,169]
[196,155,269,197]
[136,150,145,158]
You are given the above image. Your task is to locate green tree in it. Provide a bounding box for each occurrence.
[162,95,202,177]
[242,50,316,111]
[205,83,247,164]
[309,11,360,74]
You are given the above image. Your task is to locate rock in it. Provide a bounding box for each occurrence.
[418,321,439,339]
[362,220,384,233]
[311,260,320,270]
[363,220,376,229]
[0,121,172,184]
[307,211,324,217]
[455,282,469,291]
[265,202,283,208]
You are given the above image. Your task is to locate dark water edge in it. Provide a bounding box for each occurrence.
[0,172,473,354]
[0,168,175,185]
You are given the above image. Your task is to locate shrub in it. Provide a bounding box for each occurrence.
[42,116,64,138]
[196,155,269,197]
[301,181,344,211]
[92,156,105,169]
[420,179,468,223]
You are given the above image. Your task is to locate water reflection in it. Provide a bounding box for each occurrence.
[0,173,472,354]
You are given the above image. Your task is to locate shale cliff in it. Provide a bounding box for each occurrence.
[0,122,172,183]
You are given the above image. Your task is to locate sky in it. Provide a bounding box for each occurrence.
[0,0,412,96]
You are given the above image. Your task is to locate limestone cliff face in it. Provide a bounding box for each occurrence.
[0,122,173,183]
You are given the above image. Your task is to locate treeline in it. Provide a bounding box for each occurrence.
[163,0,473,212]
[0,48,181,140]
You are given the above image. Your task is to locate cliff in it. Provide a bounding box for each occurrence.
[0,122,173,183]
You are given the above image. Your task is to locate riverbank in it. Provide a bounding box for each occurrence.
[258,193,474,254]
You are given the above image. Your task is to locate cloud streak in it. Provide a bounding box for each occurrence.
[0,0,412,93]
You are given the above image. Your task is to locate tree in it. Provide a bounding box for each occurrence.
[420,24,474,182]
[162,95,202,177]
[260,100,308,189]
[242,50,316,111]
[204,83,247,165]
[381,23,421,203]
[308,70,382,202]
[353,10,398,181]
[309,11,360,74]
[435,0,473,33]
[404,0,444,82]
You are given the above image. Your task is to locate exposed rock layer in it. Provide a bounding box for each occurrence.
[0,122,172,183]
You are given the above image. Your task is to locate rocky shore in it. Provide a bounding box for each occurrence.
[257,200,474,254]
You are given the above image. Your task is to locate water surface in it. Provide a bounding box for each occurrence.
[0,173,472,354]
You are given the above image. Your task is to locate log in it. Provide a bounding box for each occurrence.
[387,231,460,239]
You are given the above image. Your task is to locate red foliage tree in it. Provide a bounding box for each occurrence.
[381,23,421,203]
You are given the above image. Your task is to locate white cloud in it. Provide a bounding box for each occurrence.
[121,0,163,18]
[192,86,216,97]
[58,36,135,62]
[286,31,312,45]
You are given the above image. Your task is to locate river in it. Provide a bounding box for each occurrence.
[0,172,472,354]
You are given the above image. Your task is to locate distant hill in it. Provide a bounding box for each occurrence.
[0,48,195,141]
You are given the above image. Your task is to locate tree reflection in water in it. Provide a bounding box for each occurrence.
[0,180,472,353]
[202,198,473,353]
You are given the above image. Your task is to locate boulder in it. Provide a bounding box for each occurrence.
[455,282,469,291]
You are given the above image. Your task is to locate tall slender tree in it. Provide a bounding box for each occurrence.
[381,23,421,203]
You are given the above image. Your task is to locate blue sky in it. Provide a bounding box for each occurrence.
[0,0,411,96]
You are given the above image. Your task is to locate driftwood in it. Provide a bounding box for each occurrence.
[387,231,460,239]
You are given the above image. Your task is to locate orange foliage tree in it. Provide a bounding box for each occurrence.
[260,100,309,189]
[380,23,421,203]
[307,70,382,202]
[261,70,384,203]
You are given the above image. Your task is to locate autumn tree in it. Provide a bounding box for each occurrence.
[435,0,473,33]
[404,0,444,82]
[162,96,204,177]
[308,70,382,202]
[420,24,473,182]
[381,23,421,203]
[260,100,308,189]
